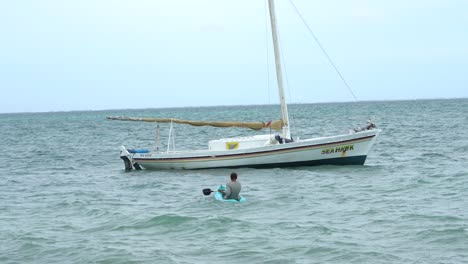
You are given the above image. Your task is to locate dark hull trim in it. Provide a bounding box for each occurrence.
[246,155,367,168]
[136,155,367,170]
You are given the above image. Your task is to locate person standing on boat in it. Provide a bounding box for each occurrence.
[218,172,241,201]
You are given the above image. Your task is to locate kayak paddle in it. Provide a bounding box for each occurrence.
[202,188,214,195]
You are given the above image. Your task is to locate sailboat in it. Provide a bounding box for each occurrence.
[109,0,381,170]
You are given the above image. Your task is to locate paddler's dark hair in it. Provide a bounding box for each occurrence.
[230,172,238,180]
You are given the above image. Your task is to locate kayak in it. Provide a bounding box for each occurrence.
[214,185,246,203]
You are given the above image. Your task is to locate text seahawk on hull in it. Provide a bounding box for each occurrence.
[108,0,381,170]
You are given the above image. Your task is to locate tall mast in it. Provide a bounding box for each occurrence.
[268,0,290,138]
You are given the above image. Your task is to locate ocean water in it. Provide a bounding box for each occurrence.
[0,99,467,264]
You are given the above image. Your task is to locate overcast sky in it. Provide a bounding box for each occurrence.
[1,0,467,113]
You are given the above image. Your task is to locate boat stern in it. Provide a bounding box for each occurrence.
[119,146,142,170]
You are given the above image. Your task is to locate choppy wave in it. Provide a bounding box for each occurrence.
[1,99,468,263]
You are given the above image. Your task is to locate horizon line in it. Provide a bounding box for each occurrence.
[0,97,466,115]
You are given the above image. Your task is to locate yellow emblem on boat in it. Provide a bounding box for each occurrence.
[226,142,239,150]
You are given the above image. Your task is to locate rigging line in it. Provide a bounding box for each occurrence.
[264,0,271,105]
[288,0,359,102]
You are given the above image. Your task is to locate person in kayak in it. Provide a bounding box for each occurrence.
[218,172,242,201]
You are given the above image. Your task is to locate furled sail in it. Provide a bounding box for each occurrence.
[107,116,283,131]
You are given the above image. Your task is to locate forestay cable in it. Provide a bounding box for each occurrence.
[288,0,359,102]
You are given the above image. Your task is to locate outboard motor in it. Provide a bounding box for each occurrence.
[121,155,133,171]
[120,146,142,170]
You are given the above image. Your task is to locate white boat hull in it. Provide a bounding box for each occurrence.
[120,129,381,170]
